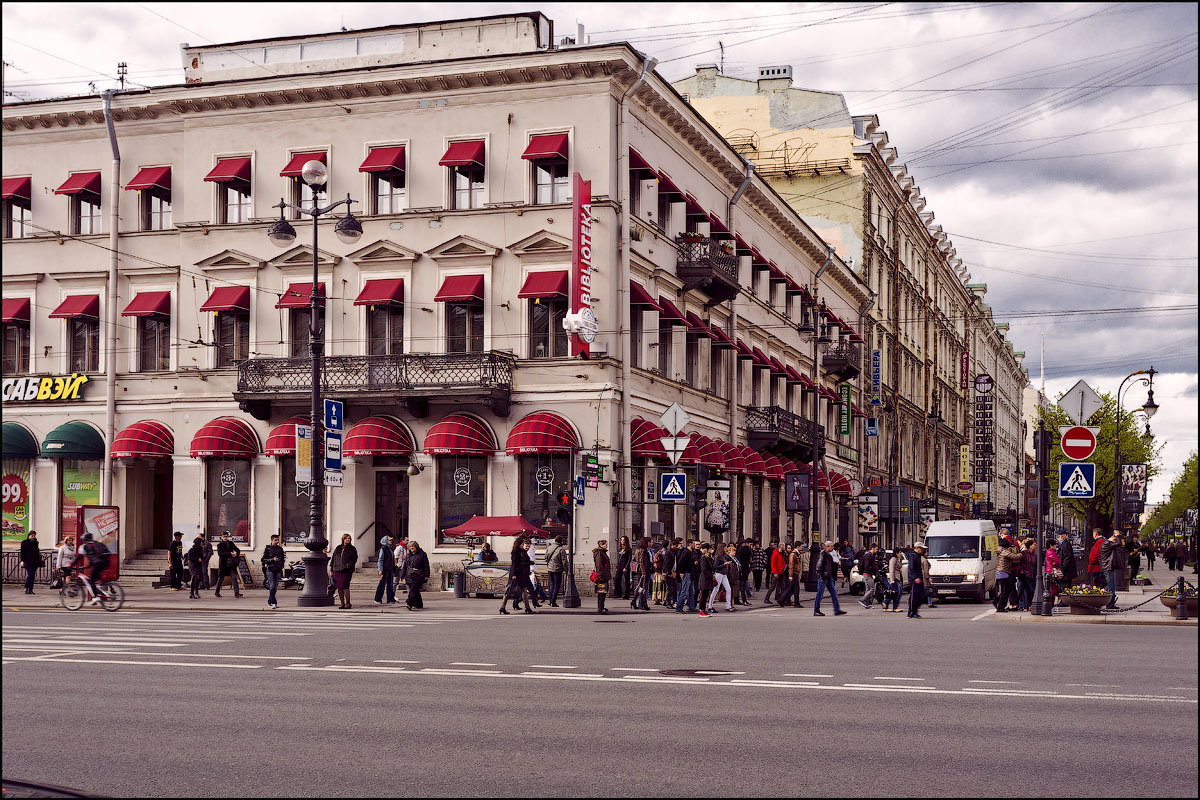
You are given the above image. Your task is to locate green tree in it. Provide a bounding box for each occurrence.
[1036,391,1162,534]
[1143,452,1198,540]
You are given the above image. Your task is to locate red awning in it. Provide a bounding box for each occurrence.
[2,176,32,201]
[121,291,170,317]
[784,365,805,384]
[423,414,496,455]
[799,373,816,390]
[751,347,771,368]
[522,133,569,160]
[735,339,755,360]
[442,515,548,538]
[717,441,745,474]
[657,296,687,326]
[785,276,804,295]
[48,295,99,319]
[761,453,785,480]
[439,140,485,168]
[706,212,730,234]
[734,235,752,254]
[851,403,865,418]
[689,433,726,469]
[204,157,251,183]
[628,148,652,171]
[125,166,171,193]
[749,248,768,266]
[768,356,788,376]
[517,271,568,300]
[111,420,174,459]
[768,263,788,282]
[276,283,326,309]
[265,416,309,456]
[630,417,668,462]
[656,172,682,196]
[344,415,415,457]
[683,194,705,216]
[707,323,734,349]
[829,471,853,496]
[2,298,31,323]
[821,386,844,405]
[354,279,405,307]
[434,275,484,303]
[797,463,830,491]
[189,416,259,458]
[777,456,799,475]
[629,281,662,311]
[54,171,101,195]
[685,312,712,337]
[359,146,406,173]
[738,445,767,477]
[280,151,327,178]
[506,411,580,454]
[200,285,251,313]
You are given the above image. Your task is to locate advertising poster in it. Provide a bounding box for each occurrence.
[2,458,32,542]
[60,461,101,540]
[857,495,879,534]
[78,505,120,580]
[1119,463,1148,509]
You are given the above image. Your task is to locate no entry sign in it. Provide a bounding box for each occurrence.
[1059,425,1099,461]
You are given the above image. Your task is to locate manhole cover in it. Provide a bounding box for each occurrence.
[659,668,735,677]
[593,619,631,623]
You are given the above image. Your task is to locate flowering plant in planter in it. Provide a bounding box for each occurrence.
[1062,584,1108,596]
[679,232,704,243]
[1161,584,1197,598]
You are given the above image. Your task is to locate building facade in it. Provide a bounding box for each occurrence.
[2,15,869,580]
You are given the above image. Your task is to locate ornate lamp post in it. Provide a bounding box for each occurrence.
[1112,367,1158,534]
[267,160,363,607]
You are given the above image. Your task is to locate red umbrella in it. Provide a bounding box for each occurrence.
[440,515,549,538]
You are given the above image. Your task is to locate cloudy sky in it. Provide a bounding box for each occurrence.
[4,2,1197,502]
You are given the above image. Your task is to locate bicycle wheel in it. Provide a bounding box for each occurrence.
[61,582,85,611]
[99,581,125,612]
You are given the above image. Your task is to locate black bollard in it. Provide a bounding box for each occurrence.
[1175,576,1189,621]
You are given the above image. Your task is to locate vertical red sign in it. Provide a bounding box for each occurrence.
[959,350,969,391]
[571,172,593,358]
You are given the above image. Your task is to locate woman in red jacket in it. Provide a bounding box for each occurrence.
[1087,529,1105,586]
[765,543,789,604]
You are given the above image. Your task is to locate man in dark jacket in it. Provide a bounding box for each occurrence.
[1056,531,1078,582]
[403,540,430,610]
[215,531,243,598]
[673,540,698,613]
[374,535,396,605]
[736,540,753,600]
[812,541,847,616]
[661,540,680,607]
[858,543,879,609]
[168,531,185,591]
[20,530,41,594]
[262,534,286,609]
[1099,532,1126,610]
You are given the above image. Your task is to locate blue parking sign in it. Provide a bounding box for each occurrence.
[324,399,343,431]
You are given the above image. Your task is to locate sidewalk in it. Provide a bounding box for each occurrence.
[997,574,1198,626]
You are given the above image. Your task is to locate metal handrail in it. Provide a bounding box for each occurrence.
[237,351,516,393]
[2,550,54,585]
[675,235,740,285]
[746,405,824,445]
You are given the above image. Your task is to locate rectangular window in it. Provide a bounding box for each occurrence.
[709,345,724,395]
[291,179,318,217]
[528,298,568,358]
[629,168,642,218]
[437,455,487,545]
[372,171,405,215]
[533,158,569,204]
[138,314,170,372]
[519,454,571,538]
[684,332,700,388]
[73,193,102,235]
[59,459,100,540]
[367,305,404,356]
[221,179,252,224]
[446,302,484,353]
[3,198,31,238]
[2,322,30,375]
[205,458,250,544]
[751,367,761,406]
[69,317,100,373]
[630,308,643,369]
[215,311,250,368]
[290,308,324,359]
[451,166,485,210]
[140,191,172,231]
[656,190,672,232]
[657,319,673,377]
[279,457,311,545]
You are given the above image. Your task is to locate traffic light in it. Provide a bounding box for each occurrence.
[691,464,710,513]
[556,490,573,525]
[1033,428,1051,468]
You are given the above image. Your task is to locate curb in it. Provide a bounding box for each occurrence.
[997,612,1197,626]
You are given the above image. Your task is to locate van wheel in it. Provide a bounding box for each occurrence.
[975,586,988,603]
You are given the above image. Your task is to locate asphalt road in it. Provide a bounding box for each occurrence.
[3,598,1196,798]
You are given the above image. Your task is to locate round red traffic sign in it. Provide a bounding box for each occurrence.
[1060,426,1097,461]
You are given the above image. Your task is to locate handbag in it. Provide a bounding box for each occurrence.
[589,570,599,583]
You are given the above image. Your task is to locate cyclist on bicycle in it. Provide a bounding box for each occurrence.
[79,533,112,606]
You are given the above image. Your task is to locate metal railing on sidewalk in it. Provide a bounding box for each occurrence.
[2,550,54,584]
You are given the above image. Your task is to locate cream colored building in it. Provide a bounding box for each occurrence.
[2,15,868,583]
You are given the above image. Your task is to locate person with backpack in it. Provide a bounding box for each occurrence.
[79,533,111,606]
[374,535,396,605]
[261,533,286,609]
[214,531,243,598]
[673,540,698,613]
[651,540,667,605]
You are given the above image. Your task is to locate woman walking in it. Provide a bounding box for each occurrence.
[186,535,206,599]
[697,543,716,617]
[615,535,633,600]
[886,548,905,612]
[500,537,536,615]
[330,533,359,609]
[632,538,652,610]
[709,544,736,613]
[750,542,767,592]
[403,540,430,610]
[592,539,612,614]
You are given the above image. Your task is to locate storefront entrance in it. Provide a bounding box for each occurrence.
[375,470,409,543]
[123,459,174,552]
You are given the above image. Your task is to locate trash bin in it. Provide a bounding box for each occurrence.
[453,571,466,598]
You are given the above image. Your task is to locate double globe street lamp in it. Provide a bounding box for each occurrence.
[267,160,363,607]
[1113,367,1158,534]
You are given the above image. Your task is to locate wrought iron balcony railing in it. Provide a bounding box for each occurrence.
[675,235,740,304]
[821,341,862,379]
[237,351,515,394]
[745,405,825,456]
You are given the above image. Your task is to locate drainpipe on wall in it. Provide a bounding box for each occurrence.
[101,90,121,506]
[810,244,834,541]
[727,159,754,442]
[858,290,877,489]
[617,55,655,536]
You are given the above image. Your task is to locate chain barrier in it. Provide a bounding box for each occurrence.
[1100,577,1196,614]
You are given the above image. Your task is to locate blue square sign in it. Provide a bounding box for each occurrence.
[324,399,344,432]
[1058,462,1095,499]
[660,472,687,501]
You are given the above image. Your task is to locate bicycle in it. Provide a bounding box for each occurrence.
[60,569,125,612]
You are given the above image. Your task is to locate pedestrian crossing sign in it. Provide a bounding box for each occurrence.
[660,472,687,501]
[1059,462,1095,499]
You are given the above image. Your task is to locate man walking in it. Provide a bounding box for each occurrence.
[812,541,847,617]
[545,535,568,607]
[1100,531,1126,610]
[908,541,930,619]
[1056,530,1078,588]
[1126,534,1143,584]
[859,542,880,610]
[374,534,396,605]
[674,539,697,613]
[168,531,185,591]
[765,542,788,604]
[214,531,242,598]
[262,534,286,609]
[403,540,430,610]
[20,530,41,595]
[1087,528,1105,585]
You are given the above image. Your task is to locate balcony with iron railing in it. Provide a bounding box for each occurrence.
[821,341,861,379]
[745,405,825,459]
[234,351,516,420]
[675,235,740,305]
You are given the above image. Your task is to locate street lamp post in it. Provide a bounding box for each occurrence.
[1112,367,1158,535]
[929,389,942,526]
[267,160,363,607]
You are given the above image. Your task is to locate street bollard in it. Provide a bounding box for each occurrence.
[1175,576,1188,621]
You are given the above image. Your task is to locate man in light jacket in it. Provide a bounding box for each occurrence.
[374,535,396,605]
[545,535,569,607]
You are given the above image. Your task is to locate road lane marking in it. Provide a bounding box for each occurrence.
[1,646,309,660]
[374,659,421,663]
[963,688,1058,695]
[785,673,834,678]
[610,667,659,671]
[969,680,1018,684]
[4,657,263,668]
[528,665,578,669]
[873,676,925,681]
[419,668,504,675]
[1067,683,1120,688]
[450,661,497,666]
[970,609,996,621]
[521,671,604,678]
[2,638,186,647]
[729,679,821,687]
[695,670,745,675]
[846,683,939,691]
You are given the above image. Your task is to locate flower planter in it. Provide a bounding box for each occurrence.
[1061,593,1110,615]
[1159,596,1198,616]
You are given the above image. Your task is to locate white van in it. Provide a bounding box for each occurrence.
[923,520,999,603]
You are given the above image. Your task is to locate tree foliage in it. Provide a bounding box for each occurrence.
[1142,452,1198,539]
[1036,390,1162,534]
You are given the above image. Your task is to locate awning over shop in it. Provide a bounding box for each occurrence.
[684,312,712,337]
[111,420,174,459]
[423,414,496,455]
[683,194,705,216]
[276,282,326,309]
[688,433,726,469]
[506,411,580,454]
[124,166,171,193]
[264,416,310,456]
[820,386,844,405]
[54,171,101,195]
[521,133,569,160]
[189,417,259,458]
[199,285,251,313]
[204,157,251,183]
[438,140,486,168]
[2,176,32,201]
[655,172,682,196]
[359,146,406,173]
[40,421,104,459]
[354,279,405,307]
[2,422,39,458]
[851,403,865,418]
[344,416,415,457]
[516,271,568,300]
[433,275,484,303]
[797,463,830,491]
[280,151,326,178]
[2,298,31,323]
[442,515,548,538]
[717,441,745,474]
[630,417,668,462]
[737,445,767,477]
[629,281,662,312]
[760,453,785,480]
[784,365,806,384]
[121,291,171,317]
[777,456,799,475]
[48,295,99,319]
[829,471,853,496]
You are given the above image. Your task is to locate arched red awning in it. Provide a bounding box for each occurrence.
[264,416,309,456]
[345,416,416,457]
[423,414,496,455]
[717,441,746,473]
[777,456,799,475]
[829,471,853,496]
[190,417,259,458]
[737,445,767,477]
[111,420,173,459]
[688,433,726,469]
[797,463,830,491]
[630,417,668,462]
[506,412,580,454]
[760,453,785,480]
